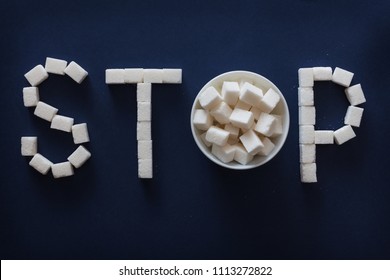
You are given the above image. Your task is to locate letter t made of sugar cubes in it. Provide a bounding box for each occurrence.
[105,68,182,179]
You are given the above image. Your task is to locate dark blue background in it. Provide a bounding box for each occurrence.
[1,0,390,259]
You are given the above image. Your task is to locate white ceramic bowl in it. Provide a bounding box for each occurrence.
[190,70,290,170]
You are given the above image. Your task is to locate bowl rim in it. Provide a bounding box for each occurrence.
[190,70,290,170]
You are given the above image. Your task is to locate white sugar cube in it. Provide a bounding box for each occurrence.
[50,115,74,132]
[299,125,315,144]
[193,109,213,130]
[332,67,354,87]
[270,114,283,137]
[124,68,144,83]
[137,83,152,102]
[143,69,163,83]
[299,106,316,125]
[200,132,212,147]
[34,101,58,122]
[257,137,275,156]
[198,86,222,110]
[24,64,48,86]
[250,106,261,121]
[344,106,364,127]
[210,101,232,124]
[300,144,316,163]
[105,69,125,84]
[224,123,240,140]
[221,81,240,106]
[52,161,74,178]
[137,121,151,140]
[138,158,153,179]
[254,112,276,137]
[229,108,254,130]
[334,125,356,145]
[211,144,235,163]
[239,82,263,107]
[138,140,152,159]
[300,163,317,183]
[21,136,37,156]
[162,68,182,83]
[239,129,264,155]
[205,126,229,146]
[137,102,151,121]
[257,88,280,113]
[67,145,91,168]
[314,130,334,144]
[298,68,314,87]
[45,57,67,75]
[234,100,251,110]
[345,84,366,106]
[298,87,314,106]
[313,67,332,81]
[29,153,53,175]
[64,61,88,83]
[72,123,90,144]
[23,87,39,107]
[233,143,254,165]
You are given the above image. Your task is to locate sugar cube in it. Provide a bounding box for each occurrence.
[138,102,151,121]
[334,125,356,145]
[211,144,235,163]
[257,88,280,113]
[162,68,182,83]
[52,161,74,178]
[29,153,52,175]
[300,163,317,183]
[239,129,264,155]
[314,130,334,144]
[50,115,74,132]
[198,86,222,110]
[210,102,232,124]
[257,137,275,156]
[138,158,153,179]
[313,67,332,81]
[299,125,315,144]
[345,84,366,106]
[124,68,144,83]
[270,114,283,137]
[233,143,254,165]
[200,132,212,147]
[221,81,240,106]
[224,123,240,140]
[298,87,314,106]
[72,123,90,144]
[254,112,276,137]
[300,144,316,163]
[250,106,261,121]
[205,126,229,146]
[137,121,151,140]
[24,64,49,86]
[137,83,152,102]
[332,67,354,87]
[64,61,88,84]
[23,87,39,107]
[229,108,254,130]
[34,101,58,122]
[193,109,213,130]
[298,68,314,87]
[45,57,67,75]
[344,106,364,127]
[138,140,153,159]
[234,100,251,110]
[143,69,163,83]
[299,106,316,125]
[105,69,125,84]
[21,136,37,156]
[239,82,263,107]
[67,145,91,168]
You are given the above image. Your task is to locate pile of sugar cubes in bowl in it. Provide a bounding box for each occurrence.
[191,71,289,169]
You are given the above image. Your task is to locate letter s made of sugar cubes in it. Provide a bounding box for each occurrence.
[22,58,91,178]
[298,67,366,183]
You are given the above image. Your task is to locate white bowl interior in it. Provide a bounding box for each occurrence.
[191,71,290,170]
